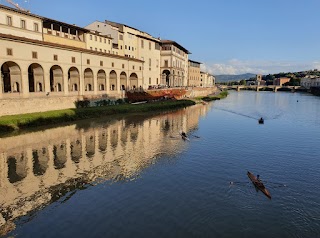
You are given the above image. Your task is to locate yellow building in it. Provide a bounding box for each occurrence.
[188,60,201,87]
[85,20,161,89]
[0,4,144,116]
[200,71,215,87]
[161,40,190,87]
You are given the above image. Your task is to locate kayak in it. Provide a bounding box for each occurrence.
[179,132,189,141]
[247,171,271,199]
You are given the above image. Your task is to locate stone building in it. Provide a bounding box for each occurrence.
[188,60,201,87]
[85,20,161,89]
[160,40,190,87]
[273,77,290,86]
[200,72,215,87]
[0,5,144,116]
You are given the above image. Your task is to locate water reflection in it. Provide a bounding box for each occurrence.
[0,104,209,227]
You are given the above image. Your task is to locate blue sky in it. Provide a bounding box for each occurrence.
[3,0,320,75]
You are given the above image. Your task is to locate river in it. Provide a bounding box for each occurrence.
[0,91,320,238]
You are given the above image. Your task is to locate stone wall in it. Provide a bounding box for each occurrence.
[0,96,83,116]
[187,87,219,98]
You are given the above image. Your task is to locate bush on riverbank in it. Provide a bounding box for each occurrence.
[0,100,195,133]
[196,90,229,102]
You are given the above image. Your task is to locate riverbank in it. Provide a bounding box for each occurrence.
[0,100,195,133]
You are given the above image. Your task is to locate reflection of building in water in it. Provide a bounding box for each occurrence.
[0,104,208,226]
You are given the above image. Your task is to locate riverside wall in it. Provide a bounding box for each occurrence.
[0,87,218,117]
[0,96,83,117]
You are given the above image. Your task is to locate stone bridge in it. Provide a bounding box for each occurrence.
[219,85,305,92]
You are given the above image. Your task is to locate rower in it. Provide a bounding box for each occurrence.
[181,131,187,137]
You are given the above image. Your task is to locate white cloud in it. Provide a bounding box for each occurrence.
[201,59,319,75]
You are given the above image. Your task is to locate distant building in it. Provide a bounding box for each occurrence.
[188,60,201,87]
[301,77,320,89]
[273,77,290,86]
[200,72,215,87]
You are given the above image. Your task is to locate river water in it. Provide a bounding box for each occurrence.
[1,91,320,238]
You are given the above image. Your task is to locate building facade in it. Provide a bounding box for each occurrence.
[301,77,320,89]
[160,40,190,87]
[0,5,146,116]
[200,72,215,87]
[188,60,201,87]
[273,77,290,86]
[85,20,161,89]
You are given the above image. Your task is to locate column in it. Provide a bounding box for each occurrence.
[0,72,3,99]
[93,70,98,95]
[21,69,29,98]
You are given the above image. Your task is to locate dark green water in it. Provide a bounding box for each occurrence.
[1,91,319,238]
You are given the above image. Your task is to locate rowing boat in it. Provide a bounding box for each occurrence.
[247,171,271,199]
[179,132,189,141]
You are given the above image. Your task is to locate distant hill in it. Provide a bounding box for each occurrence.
[215,73,256,83]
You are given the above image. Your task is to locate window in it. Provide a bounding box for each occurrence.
[139,66,142,70]
[104,39,106,43]
[95,36,97,41]
[149,58,151,66]
[72,57,76,63]
[156,59,159,68]
[141,40,144,48]
[119,34,123,40]
[112,62,114,67]
[90,47,93,50]
[125,45,127,50]
[34,23,39,32]
[21,19,26,29]
[100,61,103,66]
[90,35,92,40]
[95,48,97,51]
[100,37,102,42]
[129,46,131,50]
[87,59,90,65]
[122,64,125,69]
[7,48,13,56]
[149,42,151,50]
[149,78,151,84]
[108,40,110,44]
[132,65,135,70]
[54,54,58,61]
[7,16,12,26]
[164,60,168,67]
[32,51,37,59]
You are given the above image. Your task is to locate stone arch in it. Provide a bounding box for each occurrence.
[97,69,106,91]
[32,148,49,176]
[1,61,22,93]
[129,73,138,90]
[84,68,94,91]
[7,153,27,184]
[120,72,127,91]
[50,65,64,92]
[68,67,80,91]
[162,69,170,86]
[109,70,117,91]
[53,143,67,169]
[28,63,44,93]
